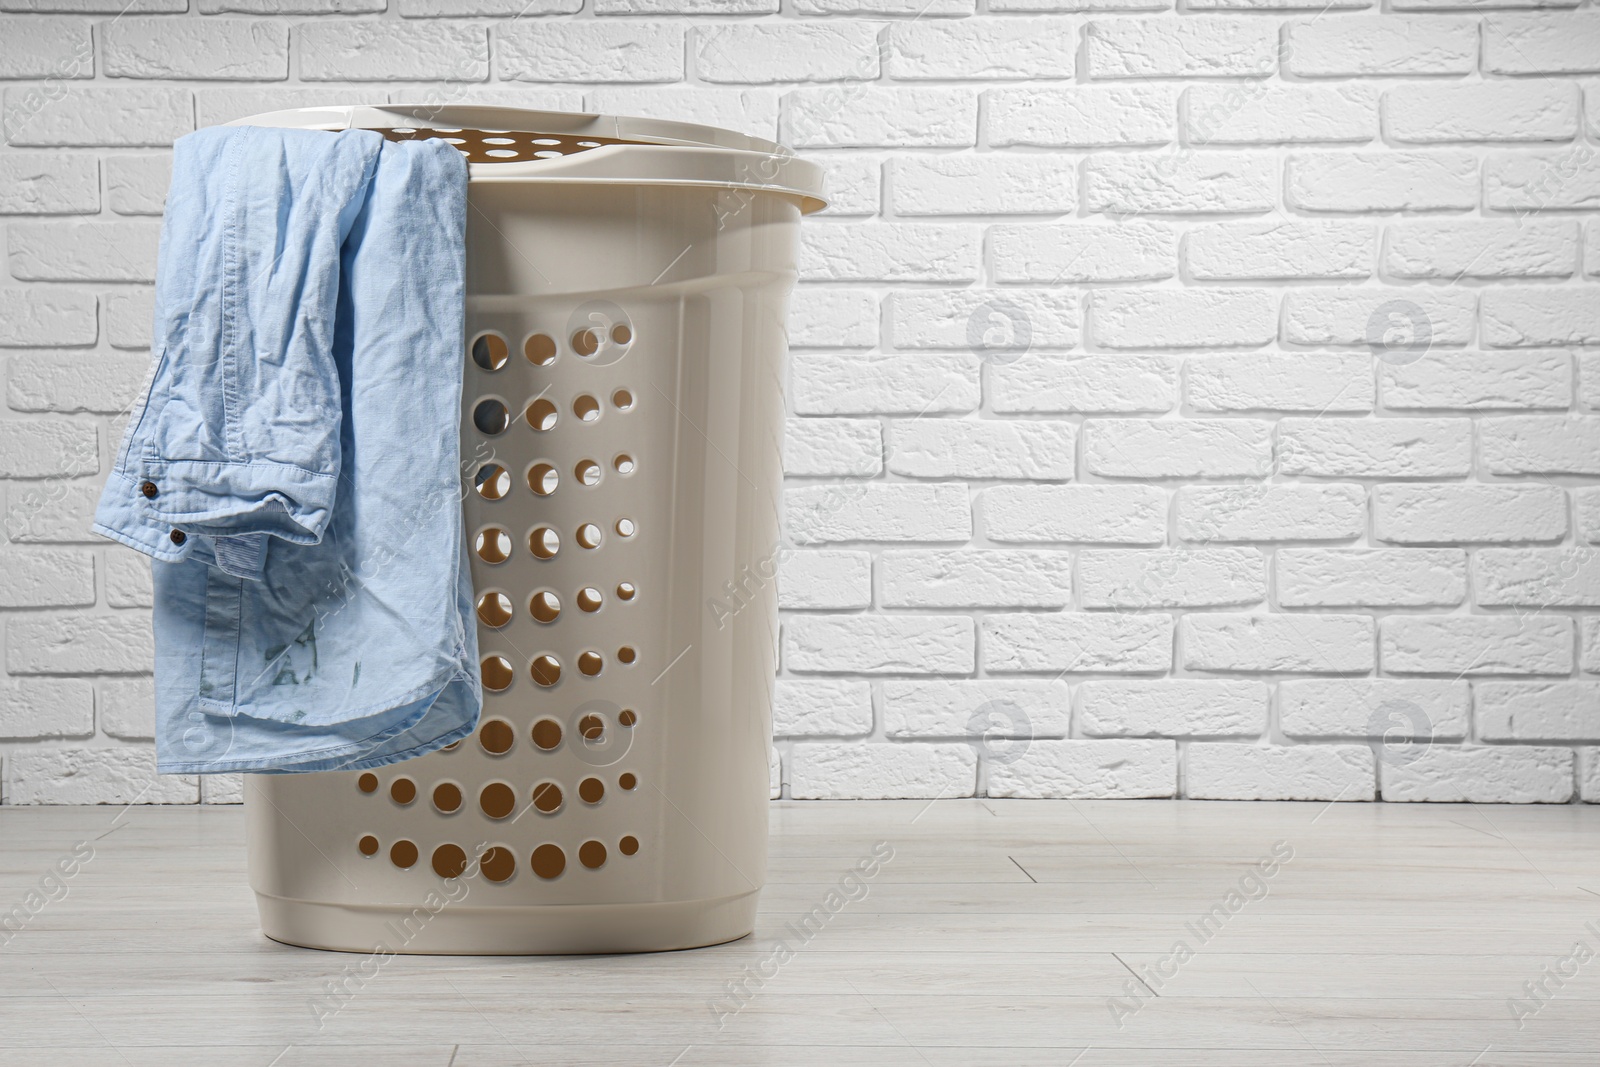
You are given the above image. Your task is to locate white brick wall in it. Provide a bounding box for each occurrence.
[1,4,1598,806]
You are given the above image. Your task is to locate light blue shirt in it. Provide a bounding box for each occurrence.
[93,125,480,774]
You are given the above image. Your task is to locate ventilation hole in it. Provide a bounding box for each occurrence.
[525,333,557,367]
[617,646,637,665]
[442,741,461,752]
[578,777,604,804]
[471,333,508,372]
[573,394,601,422]
[578,651,603,677]
[390,778,417,805]
[529,590,561,624]
[577,587,603,612]
[576,459,601,487]
[432,843,468,879]
[572,328,600,358]
[620,772,637,790]
[480,718,515,755]
[480,781,516,820]
[611,388,634,411]
[615,518,635,537]
[528,463,558,497]
[391,840,418,869]
[485,148,518,159]
[529,526,560,559]
[433,782,463,814]
[475,527,511,564]
[620,835,639,856]
[359,835,379,856]
[483,136,515,145]
[525,397,558,432]
[534,137,562,146]
[579,714,605,742]
[531,654,562,687]
[532,718,563,750]
[616,582,637,602]
[532,781,563,814]
[614,454,635,475]
[476,591,513,628]
[481,655,513,692]
[619,709,637,727]
[579,841,607,870]
[531,844,566,880]
[576,140,601,147]
[481,846,515,883]
[576,523,602,550]
[474,464,510,501]
[611,323,632,345]
[393,127,416,134]
[358,773,378,794]
[473,398,510,436]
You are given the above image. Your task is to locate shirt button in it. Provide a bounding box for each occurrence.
[169,530,187,546]
[140,481,158,499]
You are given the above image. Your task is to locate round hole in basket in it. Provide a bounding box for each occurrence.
[475,527,511,564]
[531,654,562,687]
[471,333,508,371]
[475,591,512,628]
[529,526,560,559]
[525,333,557,367]
[529,590,561,623]
[473,398,509,436]
[480,655,513,692]
[573,394,601,422]
[527,463,558,497]
[577,587,603,613]
[474,464,510,501]
[525,397,558,432]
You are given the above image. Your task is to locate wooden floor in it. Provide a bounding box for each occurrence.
[1,799,1597,1065]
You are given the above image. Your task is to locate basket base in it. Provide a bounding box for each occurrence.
[254,889,760,955]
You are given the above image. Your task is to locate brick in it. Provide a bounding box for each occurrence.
[1386,82,1579,143]
[1186,353,1374,413]
[1485,149,1600,211]
[1183,614,1374,673]
[1079,548,1265,608]
[1480,416,1600,474]
[1482,288,1600,347]
[8,221,161,282]
[982,484,1167,544]
[195,87,373,129]
[1092,289,1276,348]
[1086,419,1272,478]
[697,24,880,83]
[888,18,1073,81]
[1187,85,1376,145]
[1085,153,1275,214]
[887,419,1075,479]
[1191,0,1367,9]
[810,154,880,217]
[7,613,154,674]
[989,221,1177,284]
[786,482,971,543]
[105,154,170,215]
[1484,13,1600,73]
[1178,484,1365,542]
[1381,351,1570,410]
[784,88,977,148]
[104,18,288,80]
[773,678,872,737]
[891,289,1076,350]
[1585,617,1600,673]
[785,418,881,477]
[1276,417,1471,478]
[0,419,97,477]
[993,0,1164,8]
[586,87,779,140]
[4,746,197,805]
[1374,484,1567,543]
[301,23,487,82]
[4,480,99,542]
[1086,18,1277,79]
[96,676,153,740]
[1475,548,1600,606]
[788,289,878,349]
[1282,288,1475,347]
[986,85,1176,147]
[105,290,153,349]
[1279,678,1468,741]
[789,742,975,800]
[1477,682,1600,742]
[8,349,147,418]
[892,155,1075,216]
[1284,16,1476,76]
[1081,679,1266,737]
[800,223,979,282]
[987,739,1176,799]
[1287,151,1479,213]
[0,547,93,607]
[990,355,1177,414]
[0,154,97,214]
[983,613,1172,673]
[796,0,973,11]
[0,16,91,79]
[1385,219,1577,279]
[1277,548,1465,607]
[1394,0,1577,8]
[4,86,191,146]
[1380,746,1573,804]
[777,550,871,611]
[104,549,152,609]
[0,677,93,739]
[0,0,185,8]
[792,353,979,415]
[1187,743,1375,801]
[1580,488,1600,544]
[204,0,387,9]
[1382,616,1572,676]
[1185,221,1373,280]
[785,615,975,674]
[880,549,1070,608]
[402,0,576,11]
[1585,749,1600,803]
[883,678,1070,739]
[203,774,245,804]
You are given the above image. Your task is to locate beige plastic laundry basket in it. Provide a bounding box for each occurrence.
[233,104,824,954]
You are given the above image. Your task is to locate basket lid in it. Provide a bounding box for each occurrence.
[230,103,826,214]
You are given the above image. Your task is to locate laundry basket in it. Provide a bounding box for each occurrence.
[235,105,824,954]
